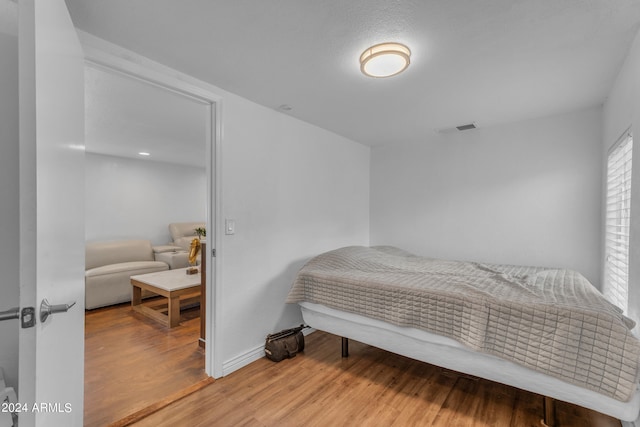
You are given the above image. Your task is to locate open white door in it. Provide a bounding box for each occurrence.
[18,0,85,426]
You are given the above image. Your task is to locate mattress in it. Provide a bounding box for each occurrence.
[287,246,640,402]
[299,301,640,422]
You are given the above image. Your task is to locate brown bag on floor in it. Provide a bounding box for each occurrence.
[264,325,307,362]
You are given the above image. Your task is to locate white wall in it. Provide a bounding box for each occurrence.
[371,107,603,286]
[220,96,370,370]
[603,29,640,325]
[78,33,371,374]
[85,153,206,245]
[0,24,19,389]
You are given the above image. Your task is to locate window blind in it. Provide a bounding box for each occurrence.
[604,132,633,312]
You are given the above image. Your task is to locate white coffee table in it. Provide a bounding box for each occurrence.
[130,267,201,327]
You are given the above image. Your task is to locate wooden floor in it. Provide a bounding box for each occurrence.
[84,301,208,427]
[131,331,621,427]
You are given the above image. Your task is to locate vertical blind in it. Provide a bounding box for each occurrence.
[604,132,633,312]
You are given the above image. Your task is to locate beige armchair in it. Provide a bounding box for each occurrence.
[169,222,205,251]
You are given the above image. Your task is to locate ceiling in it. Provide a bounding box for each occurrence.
[67,0,640,149]
[85,65,209,167]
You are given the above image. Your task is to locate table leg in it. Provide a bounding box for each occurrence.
[168,294,181,328]
[132,283,142,306]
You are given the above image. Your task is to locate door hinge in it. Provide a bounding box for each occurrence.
[212,248,216,257]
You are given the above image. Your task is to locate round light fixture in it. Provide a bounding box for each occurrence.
[360,42,411,78]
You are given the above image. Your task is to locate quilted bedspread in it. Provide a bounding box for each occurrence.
[286,246,640,401]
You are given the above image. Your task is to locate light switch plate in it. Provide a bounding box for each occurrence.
[225,219,235,235]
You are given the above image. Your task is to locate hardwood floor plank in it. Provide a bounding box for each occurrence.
[431,376,482,426]
[84,302,208,427]
[108,377,215,427]
[471,378,517,426]
[129,331,621,427]
[508,390,545,427]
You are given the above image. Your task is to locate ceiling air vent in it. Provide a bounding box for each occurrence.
[435,122,478,134]
[455,123,477,131]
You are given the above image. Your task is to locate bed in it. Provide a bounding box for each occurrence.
[286,246,640,426]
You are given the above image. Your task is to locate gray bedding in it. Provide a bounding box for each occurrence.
[286,246,640,401]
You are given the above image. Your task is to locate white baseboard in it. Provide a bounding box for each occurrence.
[222,343,265,376]
[221,327,316,376]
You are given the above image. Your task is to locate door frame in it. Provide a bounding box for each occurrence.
[79,31,224,377]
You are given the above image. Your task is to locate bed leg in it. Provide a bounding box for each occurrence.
[341,337,349,357]
[541,396,556,427]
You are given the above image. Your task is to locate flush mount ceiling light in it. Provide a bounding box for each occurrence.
[360,42,411,78]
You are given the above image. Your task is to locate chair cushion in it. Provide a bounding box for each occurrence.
[85,240,155,270]
[153,245,184,254]
[85,261,168,278]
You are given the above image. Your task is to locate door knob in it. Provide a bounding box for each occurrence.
[40,299,76,323]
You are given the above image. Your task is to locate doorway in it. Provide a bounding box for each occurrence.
[82,56,219,425]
